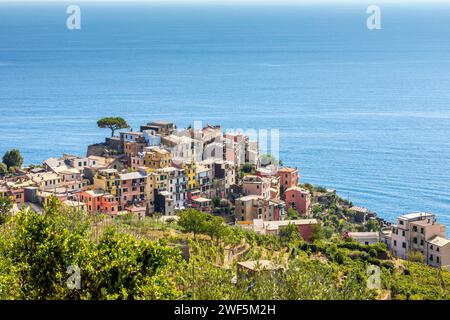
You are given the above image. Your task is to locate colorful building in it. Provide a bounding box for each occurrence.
[242,175,271,199]
[144,147,172,170]
[235,195,269,222]
[93,168,118,196]
[277,167,299,195]
[117,171,147,210]
[285,186,310,215]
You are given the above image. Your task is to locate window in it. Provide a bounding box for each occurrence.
[437,256,440,263]
[413,237,417,244]
[393,240,397,246]
[402,231,405,237]
[420,239,424,246]
[402,242,406,248]
[399,221,404,225]
[292,194,295,198]
[413,226,417,232]
[421,228,424,234]
[437,247,440,252]
[430,254,433,261]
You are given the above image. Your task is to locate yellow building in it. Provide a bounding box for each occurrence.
[143,168,168,208]
[93,168,118,196]
[144,147,171,170]
[182,162,197,190]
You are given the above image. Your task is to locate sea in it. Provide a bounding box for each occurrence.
[0,2,450,232]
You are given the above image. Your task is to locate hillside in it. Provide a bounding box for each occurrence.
[0,201,449,300]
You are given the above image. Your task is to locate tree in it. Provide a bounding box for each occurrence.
[365,219,380,232]
[2,149,23,169]
[0,163,7,175]
[204,215,228,244]
[97,117,129,137]
[212,196,221,208]
[279,223,302,245]
[242,163,253,174]
[178,209,207,240]
[0,197,13,224]
[310,223,324,242]
[286,208,299,220]
[407,250,424,263]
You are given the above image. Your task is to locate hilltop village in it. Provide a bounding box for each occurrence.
[1,119,449,271]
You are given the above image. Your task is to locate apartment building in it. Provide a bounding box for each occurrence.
[144,147,172,170]
[235,195,270,222]
[391,212,438,259]
[242,175,271,199]
[117,171,147,210]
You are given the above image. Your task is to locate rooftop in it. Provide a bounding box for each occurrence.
[277,167,297,173]
[398,212,435,221]
[192,197,211,203]
[350,206,369,213]
[285,186,309,193]
[348,232,379,239]
[428,236,450,247]
[84,189,105,197]
[265,219,317,230]
[118,171,146,180]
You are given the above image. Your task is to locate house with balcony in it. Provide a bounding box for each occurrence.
[116,170,147,211]
[78,189,118,215]
[93,168,118,196]
[195,164,213,197]
[191,196,212,212]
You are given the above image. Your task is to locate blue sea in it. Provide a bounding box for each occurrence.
[0,2,450,232]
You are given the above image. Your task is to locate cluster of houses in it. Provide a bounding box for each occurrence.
[0,120,315,238]
[345,211,450,270]
[1,120,449,270]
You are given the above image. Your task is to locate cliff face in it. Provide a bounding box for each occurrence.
[86,143,107,157]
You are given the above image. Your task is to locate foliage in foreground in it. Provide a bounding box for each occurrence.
[0,205,449,300]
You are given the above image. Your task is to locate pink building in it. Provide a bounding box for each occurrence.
[242,175,271,199]
[277,167,299,193]
[285,186,310,215]
[117,171,147,210]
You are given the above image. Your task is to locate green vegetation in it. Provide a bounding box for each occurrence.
[97,117,129,137]
[2,149,23,170]
[0,203,448,300]
[0,163,7,175]
[0,197,13,224]
[286,208,299,220]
